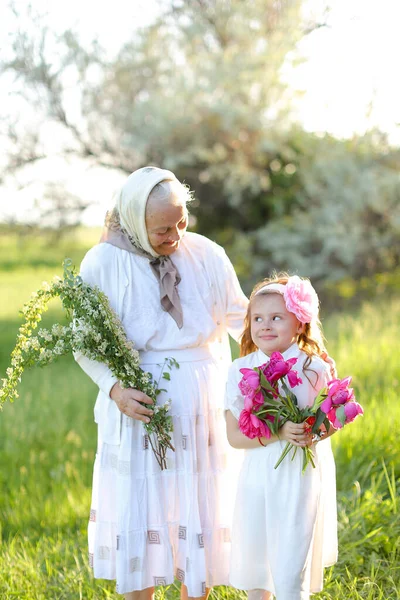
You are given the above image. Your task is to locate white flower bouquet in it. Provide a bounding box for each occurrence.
[0,259,175,469]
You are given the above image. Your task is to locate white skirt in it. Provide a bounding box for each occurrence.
[229,440,338,600]
[88,347,239,596]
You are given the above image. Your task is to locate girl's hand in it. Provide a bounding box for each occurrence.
[110,382,154,423]
[279,421,313,447]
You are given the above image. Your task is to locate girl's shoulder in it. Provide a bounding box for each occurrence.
[298,350,329,371]
[230,351,260,373]
[298,350,331,389]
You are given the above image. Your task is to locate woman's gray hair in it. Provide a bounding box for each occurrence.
[148,179,193,207]
[104,179,193,231]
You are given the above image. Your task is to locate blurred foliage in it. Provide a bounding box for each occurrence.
[0,226,102,272]
[1,0,400,299]
[233,130,400,294]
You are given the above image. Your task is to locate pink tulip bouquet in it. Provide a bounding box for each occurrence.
[237,352,363,472]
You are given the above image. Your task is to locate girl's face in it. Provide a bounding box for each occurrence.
[145,200,188,256]
[250,292,302,355]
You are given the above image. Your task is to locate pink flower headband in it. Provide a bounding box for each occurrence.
[255,276,319,324]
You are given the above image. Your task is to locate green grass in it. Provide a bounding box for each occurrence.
[0,232,399,598]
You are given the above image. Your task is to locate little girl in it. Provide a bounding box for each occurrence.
[225,274,338,600]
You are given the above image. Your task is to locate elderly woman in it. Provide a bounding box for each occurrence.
[75,166,248,600]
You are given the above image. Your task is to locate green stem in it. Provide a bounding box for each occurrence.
[274,441,293,469]
[302,447,316,473]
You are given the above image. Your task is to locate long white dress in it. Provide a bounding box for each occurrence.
[225,345,338,600]
[75,231,248,596]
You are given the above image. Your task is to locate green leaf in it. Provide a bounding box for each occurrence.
[281,380,293,398]
[265,420,277,434]
[335,405,346,426]
[312,409,327,432]
[311,387,328,411]
[162,372,171,381]
[323,417,331,433]
[261,396,281,406]
[259,372,278,395]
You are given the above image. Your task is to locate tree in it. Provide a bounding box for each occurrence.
[253,131,400,288]
[5,1,400,300]
[1,0,325,226]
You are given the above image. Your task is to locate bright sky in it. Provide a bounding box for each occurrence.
[293,0,400,141]
[1,0,399,224]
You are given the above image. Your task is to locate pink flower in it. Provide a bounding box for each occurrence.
[238,409,254,437]
[343,401,364,424]
[327,377,354,405]
[320,396,333,414]
[243,395,254,412]
[327,376,352,394]
[239,368,263,405]
[287,369,303,388]
[326,399,363,429]
[239,368,260,391]
[326,407,343,429]
[283,276,319,324]
[321,376,355,413]
[263,352,299,384]
[238,409,271,439]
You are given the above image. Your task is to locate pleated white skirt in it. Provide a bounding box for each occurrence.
[88,347,239,596]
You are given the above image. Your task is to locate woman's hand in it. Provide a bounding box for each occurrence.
[110,382,154,423]
[279,421,312,447]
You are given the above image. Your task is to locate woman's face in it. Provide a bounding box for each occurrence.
[145,197,188,256]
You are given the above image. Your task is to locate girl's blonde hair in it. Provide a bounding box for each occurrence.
[240,273,326,367]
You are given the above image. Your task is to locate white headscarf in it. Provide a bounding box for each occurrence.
[115,166,177,257]
[102,166,185,328]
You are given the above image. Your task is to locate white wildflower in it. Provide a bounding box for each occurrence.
[0,259,178,471]
[52,324,65,337]
[99,341,108,353]
[38,329,53,342]
[30,337,40,350]
[52,340,65,356]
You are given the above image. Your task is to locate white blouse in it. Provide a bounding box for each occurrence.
[75,231,248,444]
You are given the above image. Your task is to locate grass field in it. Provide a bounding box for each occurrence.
[0,230,399,599]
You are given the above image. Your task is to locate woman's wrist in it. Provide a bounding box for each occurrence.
[110,381,122,401]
